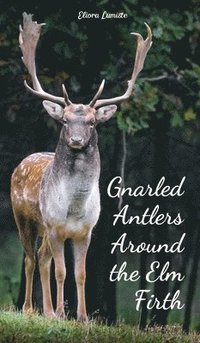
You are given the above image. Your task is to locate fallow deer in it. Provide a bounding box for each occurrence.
[11,12,152,321]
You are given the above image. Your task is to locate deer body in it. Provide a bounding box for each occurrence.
[12,138,101,241]
[11,12,152,320]
[11,105,103,319]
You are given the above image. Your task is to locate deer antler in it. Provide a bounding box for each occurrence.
[19,13,152,109]
[89,79,105,107]
[93,23,152,109]
[19,12,69,106]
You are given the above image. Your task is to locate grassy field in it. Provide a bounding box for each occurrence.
[0,311,200,343]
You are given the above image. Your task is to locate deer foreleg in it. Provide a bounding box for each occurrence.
[49,236,66,318]
[38,236,54,317]
[73,234,91,322]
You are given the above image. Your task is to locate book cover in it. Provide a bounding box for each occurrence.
[0,0,199,341]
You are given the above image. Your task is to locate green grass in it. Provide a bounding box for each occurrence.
[0,311,199,343]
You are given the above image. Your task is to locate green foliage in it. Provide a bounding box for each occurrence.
[0,1,199,141]
[117,83,158,133]
[0,233,22,307]
[108,3,200,139]
[0,311,199,343]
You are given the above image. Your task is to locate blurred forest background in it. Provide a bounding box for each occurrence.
[0,0,200,333]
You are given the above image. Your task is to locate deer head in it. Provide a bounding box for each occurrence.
[43,101,117,149]
[19,12,152,150]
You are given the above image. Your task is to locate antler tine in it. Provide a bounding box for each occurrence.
[62,84,73,106]
[19,12,65,106]
[94,23,152,109]
[23,80,64,104]
[130,23,152,84]
[89,79,105,107]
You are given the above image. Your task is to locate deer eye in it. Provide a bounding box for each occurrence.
[89,121,95,128]
[63,118,68,125]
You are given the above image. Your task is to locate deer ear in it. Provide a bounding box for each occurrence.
[96,105,117,123]
[43,100,64,121]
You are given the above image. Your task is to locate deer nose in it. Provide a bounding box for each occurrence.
[70,136,84,145]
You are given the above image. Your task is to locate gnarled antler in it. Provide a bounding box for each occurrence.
[93,23,152,109]
[19,12,69,106]
[19,13,152,109]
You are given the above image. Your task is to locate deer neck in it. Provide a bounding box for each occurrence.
[39,129,101,228]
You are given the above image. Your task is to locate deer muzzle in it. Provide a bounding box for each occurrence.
[69,136,84,149]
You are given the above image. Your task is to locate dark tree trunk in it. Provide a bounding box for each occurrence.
[150,115,170,326]
[183,213,200,333]
[139,223,152,329]
[139,247,148,329]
